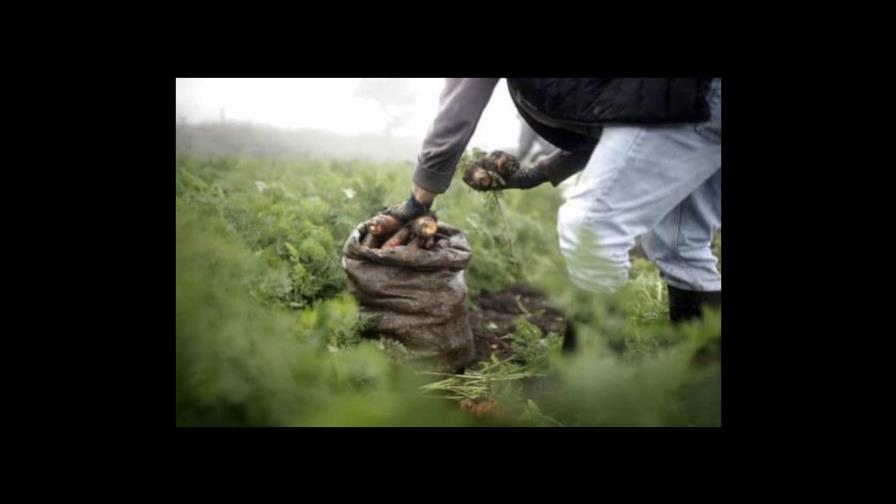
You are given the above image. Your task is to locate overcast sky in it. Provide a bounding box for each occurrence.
[175,78,522,152]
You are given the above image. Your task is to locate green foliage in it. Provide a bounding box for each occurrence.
[175,156,407,309]
[176,151,722,426]
[176,196,474,427]
[418,319,560,403]
[509,319,562,374]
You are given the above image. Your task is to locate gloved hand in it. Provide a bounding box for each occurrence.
[502,166,549,189]
[462,150,547,191]
[382,191,431,223]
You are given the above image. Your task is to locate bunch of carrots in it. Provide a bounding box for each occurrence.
[362,213,440,250]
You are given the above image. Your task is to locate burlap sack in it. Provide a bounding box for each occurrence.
[342,221,475,372]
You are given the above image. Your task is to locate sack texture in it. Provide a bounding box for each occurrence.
[342,221,475,372]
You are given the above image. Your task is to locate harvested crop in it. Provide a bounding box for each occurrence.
[366,214,402,237]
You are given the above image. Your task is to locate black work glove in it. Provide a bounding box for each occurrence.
[502,166,549,189]
[382,192,430,223]
[463,150,547,191]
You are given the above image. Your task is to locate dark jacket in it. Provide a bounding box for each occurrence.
[413,78,713,194]
[507,78,712,152]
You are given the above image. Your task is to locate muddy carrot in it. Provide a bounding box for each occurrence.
[361,232,381,249]
[470,166,491,188]
[410,234,435,250]
[381,226,412,249]
[367,214,402,237]
[412,215,438,238]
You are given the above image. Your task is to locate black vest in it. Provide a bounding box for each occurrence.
[507,78,712,152]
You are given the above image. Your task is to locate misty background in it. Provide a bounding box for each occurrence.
[176,78,523,163]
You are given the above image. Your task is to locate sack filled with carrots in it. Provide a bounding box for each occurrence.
[342,210,475,373]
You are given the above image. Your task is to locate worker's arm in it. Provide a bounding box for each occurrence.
[413,78,500,193]
[386,78,500,222]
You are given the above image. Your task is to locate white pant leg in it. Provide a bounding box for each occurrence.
[556,79,722,293]
[641,169,722,291]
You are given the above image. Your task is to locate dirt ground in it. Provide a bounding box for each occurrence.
[467,284,575,366]
[465,237,647,367]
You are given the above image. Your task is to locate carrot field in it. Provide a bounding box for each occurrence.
[176,152,722,426]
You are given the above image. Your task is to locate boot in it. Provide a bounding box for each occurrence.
[667,284,721,323]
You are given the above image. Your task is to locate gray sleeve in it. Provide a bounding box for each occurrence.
[412,78,500,194]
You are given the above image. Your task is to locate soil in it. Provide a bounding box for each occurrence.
[465,239,647,367]
[467,283,575,366]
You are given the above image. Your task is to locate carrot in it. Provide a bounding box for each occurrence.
[366,214,402,237]
[411,215,438,238]
[361,232,382,249]
[409,234,434,250]
[495,154,507,176]
[381,226,412,249]
[460,398,501,419]
[470,166,491,188]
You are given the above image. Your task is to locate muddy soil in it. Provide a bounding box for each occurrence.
[467,284,575,366]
